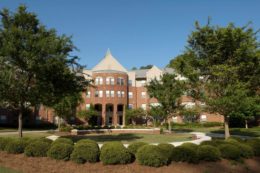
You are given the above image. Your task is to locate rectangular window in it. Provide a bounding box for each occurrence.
[86,91,91,98]
[95,77,103,85]
[141,104,146,110]
[117,78,124,85]
[141,92,146,98]
[128,80,132,86]
[128,92,133,98]
[128,104,133,109]
[117,91,121,98]
[86,104,90,110]
[111,91,115,97]
[106,78,110,85]
[106,90,110,97]
[111,78,115,85]
[141,80,146,86]
[122,91,125,97]
[95,91,99,97]
[99,91,103,98]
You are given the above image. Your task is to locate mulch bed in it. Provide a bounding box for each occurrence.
[0,152,259,173]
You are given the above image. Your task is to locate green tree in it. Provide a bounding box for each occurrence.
[172,21,260,138]
[146,73,185,131]
[0,6,88,137]
[140,65,153,69]
[148,105,166,127]
[125,108,146,125]
[77,104,99,126]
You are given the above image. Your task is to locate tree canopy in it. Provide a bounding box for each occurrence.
[0,5,89,137]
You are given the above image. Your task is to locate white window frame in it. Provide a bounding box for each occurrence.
[128,92,133,98]
[99,91,103,98]
[111,91,115,97]
[141,92,146,98]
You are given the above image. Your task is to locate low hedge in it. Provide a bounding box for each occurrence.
[136,145,168,167]
[5,138,30,154]
[157,143,174,163]
[218,144,241,160]
[35,138,53,144]
[71,141,100,163]
[24,141,51,157]
[0,137,14,151]
[76,139,98,145]
[197,145,221,161]
[171,144,198,163]
[200,139,227,147]
[128,142,148,155]
[47,143,73,161]
[52,138,74,146]
[246,139,260,156]
[100,142,132,165]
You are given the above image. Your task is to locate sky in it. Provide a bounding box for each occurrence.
[1,0,260,70]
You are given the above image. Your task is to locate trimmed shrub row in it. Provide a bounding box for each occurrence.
[0,137,259,167]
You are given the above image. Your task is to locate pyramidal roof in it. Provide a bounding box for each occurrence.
[92,49,127,73]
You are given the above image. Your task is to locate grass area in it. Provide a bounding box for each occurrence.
[0,132,51,138]
[66,133,193,144]
[211,127,260,137]
[172,126,222,133]
[0,166,21,173]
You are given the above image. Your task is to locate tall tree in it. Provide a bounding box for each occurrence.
[171,21,260,139]
[0,6,88,137]
[146,73,185,132]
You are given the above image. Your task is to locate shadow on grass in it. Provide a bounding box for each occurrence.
[171,128,194,133]
[65,133,143,143]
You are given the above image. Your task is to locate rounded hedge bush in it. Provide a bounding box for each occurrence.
[71,142,100,163]
[35,138,53,144]
[157,143,174,163]
[136,145,168,167]
[47,143,73,161]
[128,142,148,155]
[246,139,260,156]
[218,144,241,160]
[5,138,30,154]
[200,140,227,147]
[76,139,97,145]
[236,143,254,158]
[52,138,73,146]
[24,141,51,157]
[0,137,14,151]
[197,145,221,161]
[100,142,132,165]
[171,144,198,163]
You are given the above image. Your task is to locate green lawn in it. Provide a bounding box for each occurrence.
[210,127,260,137]
[67,133,193,144]
[0,132,51,138]
[0,166,21,173]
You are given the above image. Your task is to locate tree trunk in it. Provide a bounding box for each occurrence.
[245,120,248,129]
[168,118,172,133]
[18,111,23,138]
[58,117,61,131]
[224,116,230,139]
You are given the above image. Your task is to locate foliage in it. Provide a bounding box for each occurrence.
[171,144,199,163]
[157,143,175,163]
[148,106,166,126]
[52,138,74,146]
[77,104,99,126]
[59,125,73,132]
[197,145,221,161]
[100,142,132,165]
[47,143,73,161]
[0,5,89,137]
[200,139,227,147]
[128,142,148,155]
[140,65,153,69]
[218,144,241,160]
[246,139,260,156]
[5,138,30,154]
[71,141,100,163]
[24,141,51,157]
[76,139,98,145]
[136,145,168,167]
[179,106,201,123]
[125,108,146,125]
[0,137,14,151]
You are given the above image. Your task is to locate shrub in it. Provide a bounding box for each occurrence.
[59,125,73,132]
[100,142,132,165]
[236,143,254,158]
[71,142,100,164]
[35,138,53,144]
[128,142,148,155]
[157,143,174,163]
[52,138,73,146]
[197,145,221,161]
[136,145,168,167]
[218,144,241,160]
[171,144,198,163]
[200,139,227,147]
[24,141,51,157]
[246,139,260,156]
[0,137,14,151]
[5,138,30,154]
[47,143,73,161]
[76,139,98,146]
[181,143,198,149]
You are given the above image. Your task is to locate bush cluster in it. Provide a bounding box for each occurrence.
[52,138,74,146]
[5,138,30,154]
[47,143,74,161]
[100,142,132,165]
[128,142,148,155]
[157,143,174,163]
[218,144,241,160]
[0,137,14,151]
[71,139,100,163]
[171,143,198,163]
[136,145,168,167]
[197,145,221,161]
[246,139,260,156]
[24,141,51,157]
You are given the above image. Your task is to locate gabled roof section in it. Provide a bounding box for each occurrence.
[92,49,127,73]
